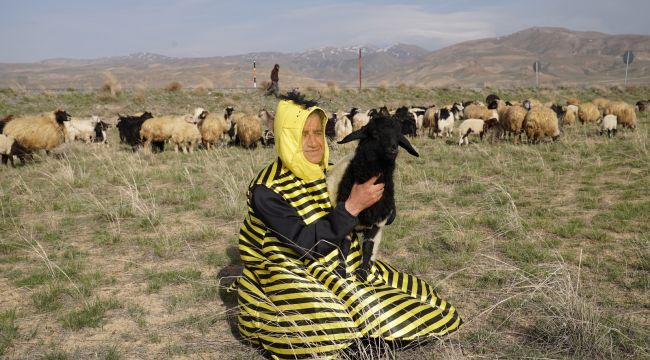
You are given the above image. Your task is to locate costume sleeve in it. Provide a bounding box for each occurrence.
[250,185,358,259]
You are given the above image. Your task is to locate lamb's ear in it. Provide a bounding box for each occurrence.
[398,134,419,157]
[338,127,366,144]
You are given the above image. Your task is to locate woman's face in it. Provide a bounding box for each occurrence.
[302,113,325,164]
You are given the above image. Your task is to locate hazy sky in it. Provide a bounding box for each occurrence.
[1,0,649,63]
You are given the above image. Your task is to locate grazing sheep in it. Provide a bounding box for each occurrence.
[325,113,337,142]
[327,114,419,281]
[457,118,500,145]
[434,107,455,138]
[409,106,426,135]
[500,104,528,142]
[198,110,231,150]
[231,113,263,149]
[0,115,14,133]
[3,110,71,152]
[115,111,157,151]
[551,104,576,127]
[636,100,649,112]
[334,111,352,143]
[258,109,275,146]
[485,94,500,105]
[422,105,437,137]
[0,134,32,167]
[592,98,610,112]
[64,115,102,143]
[522,106,560,143]
[604,101,637,129]
[140,108,206,152]
[393,106,417,137]
[93,119,111,145]
[350,108,371,132]
[566,98,581,106]
[597,115,617,137]
[171,121,202,153]
[578,103,601,124]
[463,103,497,121]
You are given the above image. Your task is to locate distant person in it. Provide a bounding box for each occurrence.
[265,64,280,97]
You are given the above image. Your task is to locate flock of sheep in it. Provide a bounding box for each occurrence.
[0,94,645,167]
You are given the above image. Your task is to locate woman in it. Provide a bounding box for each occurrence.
[235,92,461,359]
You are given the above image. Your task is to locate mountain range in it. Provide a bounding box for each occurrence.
[1,27,649,90]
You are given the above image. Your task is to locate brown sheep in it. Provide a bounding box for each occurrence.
[3,110,70,152]
[604,101,637,129]
[500,105,528,143]
[463,104,497,121]
[198,112,230,150]
[523,106,560,143]
[231,113,262,149]
[578,103,601,124]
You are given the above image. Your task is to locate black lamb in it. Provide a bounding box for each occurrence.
[327,114,419,281]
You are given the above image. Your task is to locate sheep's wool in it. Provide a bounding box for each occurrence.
[234,159,462,359]
[274,100,329,181]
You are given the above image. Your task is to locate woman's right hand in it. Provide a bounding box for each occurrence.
[344,176,384,216]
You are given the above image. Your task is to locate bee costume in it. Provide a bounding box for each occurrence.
[235,94,461,359]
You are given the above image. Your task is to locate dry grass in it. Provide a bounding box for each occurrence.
[0,87,649,359]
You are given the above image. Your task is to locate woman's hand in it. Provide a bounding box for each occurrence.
[344,176,384,216]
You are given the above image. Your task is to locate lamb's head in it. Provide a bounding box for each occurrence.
[54,110,71,124]
[338,115,419,161]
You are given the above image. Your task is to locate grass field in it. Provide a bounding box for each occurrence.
[1,86,649,359]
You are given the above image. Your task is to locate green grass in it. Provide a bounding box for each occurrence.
[59,298,122,330]
[0,309,18,356]
[1,86,649,358]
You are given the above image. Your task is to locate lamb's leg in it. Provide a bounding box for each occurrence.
[357,219,388,282]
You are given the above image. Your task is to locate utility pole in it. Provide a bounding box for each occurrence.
[358,48,362,91]
[253,60,257,88]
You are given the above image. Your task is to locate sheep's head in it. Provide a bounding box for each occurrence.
[338,115,419,161]
[224,106,235,119]
[54,110,71,124]
[193,107,208,123]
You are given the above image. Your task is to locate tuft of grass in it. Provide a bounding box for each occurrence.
[145,269,201,293]
[59,298,122,330]
[0,309,18,356]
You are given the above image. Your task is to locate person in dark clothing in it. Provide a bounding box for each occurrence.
[265,64,280,97]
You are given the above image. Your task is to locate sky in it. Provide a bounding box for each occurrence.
[1,0,649,63]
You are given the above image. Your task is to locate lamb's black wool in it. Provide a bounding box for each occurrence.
[335,114,419,279]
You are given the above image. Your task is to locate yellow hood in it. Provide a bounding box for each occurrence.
[274,100,329,181]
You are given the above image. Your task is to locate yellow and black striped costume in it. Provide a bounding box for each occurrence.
[236,159,462,359]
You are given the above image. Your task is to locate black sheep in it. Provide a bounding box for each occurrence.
[393,106,417,137]
[327,114,419,281]
[115,112,163,152]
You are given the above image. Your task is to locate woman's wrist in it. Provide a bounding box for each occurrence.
[344,199,361,217]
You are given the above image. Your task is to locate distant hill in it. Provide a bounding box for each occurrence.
[1,27,649,89]
[374,27,650,87]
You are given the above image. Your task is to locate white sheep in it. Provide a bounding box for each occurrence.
[64,115,102,143]
[457,118,500,145]
[436,107,455,138]
[3,110,71,152]
[597,115,617,137]
[334,111,353,143]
